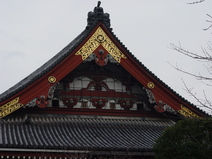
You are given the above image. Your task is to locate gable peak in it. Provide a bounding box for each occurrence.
[87,1,110,28]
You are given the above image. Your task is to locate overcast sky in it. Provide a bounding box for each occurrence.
[0,0,211,114]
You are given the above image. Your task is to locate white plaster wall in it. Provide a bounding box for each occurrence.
[69,77,91,90]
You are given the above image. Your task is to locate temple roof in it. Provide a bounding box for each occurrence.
[0,2,210,157]
[0,114,175,152]
[0,2,209,118]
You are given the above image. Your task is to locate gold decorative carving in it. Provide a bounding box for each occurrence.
[75,27,127,63]
[48,76,56,83]
[147,82,155,89]
[0,97,24,118]
[178,104,200,118]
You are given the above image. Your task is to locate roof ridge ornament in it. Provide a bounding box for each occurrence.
[87,1,110,28]
[97,1,101,7]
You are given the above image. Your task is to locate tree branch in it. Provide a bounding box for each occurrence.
[187,0,205,4]
[169,62,212,81]
[204,14,212,31]
[181,79,212,111]
[170,42,212,81]
[170,43,212,61]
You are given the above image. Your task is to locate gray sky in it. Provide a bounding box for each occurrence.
[0,0,211,114]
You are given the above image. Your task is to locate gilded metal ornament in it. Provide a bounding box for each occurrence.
[178,104,200,118]
[147,82,155,89]
[0,97,24,118]
[48,76,56,83]
[75,27,127,63]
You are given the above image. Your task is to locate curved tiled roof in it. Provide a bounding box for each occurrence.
[0,115,175,151]
[0,3,209,116]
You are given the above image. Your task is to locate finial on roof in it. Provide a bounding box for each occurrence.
[97,1,101,7]
[87,1,110,28]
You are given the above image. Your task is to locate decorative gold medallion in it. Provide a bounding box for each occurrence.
[96,34,104,42]
[48,76,56,83]
[75,27,127,63]
[178,104,200,118]
[147,82,155,89]
[0,97,24,118]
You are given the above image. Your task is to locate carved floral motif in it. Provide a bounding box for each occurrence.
[178,105,200,118]
[25,98,37,107]
[36,95,48,108]
[48,83,59,98]
[75,27,126,63]
[143,87,156,104]
[0,97,24,118]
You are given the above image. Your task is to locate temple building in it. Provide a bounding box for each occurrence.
[0,2,209,159]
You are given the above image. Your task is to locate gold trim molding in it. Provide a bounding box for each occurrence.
[0,97,24,118]
[75,27,127,63]
[178,104,200,118]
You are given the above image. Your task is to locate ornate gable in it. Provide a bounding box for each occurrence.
[0,2,208,119]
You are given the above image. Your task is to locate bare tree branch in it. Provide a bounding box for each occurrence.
[170,43,212,61]
[181,79,212,111]
[187,1,212,32]
[206,14,212,19]
[204,14,212,31]
[172,0,212,114]
[169,62,212,81]
[170,42,212,113]
[208,41,212,52]
[187,0,205,5]
[204,24,212,31]
[170,42,212,81]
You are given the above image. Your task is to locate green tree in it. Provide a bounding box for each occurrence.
[154,119,212,159]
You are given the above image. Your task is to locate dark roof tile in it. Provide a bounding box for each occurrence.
[0,115,174,151]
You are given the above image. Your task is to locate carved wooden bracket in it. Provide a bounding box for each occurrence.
[119,100,133,110]
[91,98,107,109]
[154,101,165,113]
[36,95,48,108]
[62,98,78,108]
